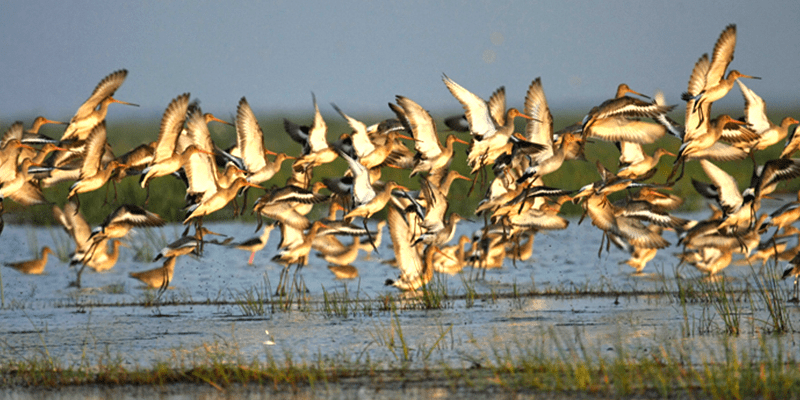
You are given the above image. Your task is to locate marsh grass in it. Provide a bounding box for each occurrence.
[25,229,39,258]
[128,227,169,263]
[49,228,73,263]
[229,273,313,316]
[321,280,375,318]
[697,275,742,335]
[231,275,273,316]
[750,261,793,334]
[5,311,800,399]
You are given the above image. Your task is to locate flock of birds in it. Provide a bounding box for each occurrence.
[5,24,800,299]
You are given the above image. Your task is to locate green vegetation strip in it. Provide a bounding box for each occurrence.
[3,336,800,399]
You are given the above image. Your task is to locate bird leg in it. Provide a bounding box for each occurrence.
[156,267,170,300]
[72,194,81,216]
[792,277,800,303]
[71,263,87,289]
[276,267,288,296]
[467,170,479,196]
[363,218,378,253]
[239,187,254,218]
[597,232,606,258]
[665,156,685,185]
[143,184,151,206]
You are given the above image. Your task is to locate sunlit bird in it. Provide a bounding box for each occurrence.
[3,246,54,275]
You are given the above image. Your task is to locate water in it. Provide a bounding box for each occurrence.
[2,214,800,372]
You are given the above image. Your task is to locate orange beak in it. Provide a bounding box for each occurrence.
[109,97,139,107]
[207,114,234,126]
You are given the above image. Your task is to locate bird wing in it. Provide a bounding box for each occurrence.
[153,93,190,163]
[585,118,666,144]
[706,24,736,89]
[184,106,219,196]
[236,97,268,173]
[1,122,24,148]
[683,54,711,142]
[79,122,107,178]
[523,78,554,156]
[617,217,670,249]
[102,204,165,232]
[736,80,770,134]
[487,86,507,126]
[618,141,645,167]
[73,69,128,121]
[388,205,423,278]
[396,96,442,160]
[8,182,47,206]
[442,74,497,139]
[339,151,374,207]
[332,104,375,158]
[700,159,743,213]
[684,141,747,162]
[62,202,92,248]
[308,93,329,153]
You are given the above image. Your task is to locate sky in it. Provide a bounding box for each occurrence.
[1,1,799,125]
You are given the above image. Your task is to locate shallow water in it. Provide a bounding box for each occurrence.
[2,211,800,372]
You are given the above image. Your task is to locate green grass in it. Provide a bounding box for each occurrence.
[4,320,800,399]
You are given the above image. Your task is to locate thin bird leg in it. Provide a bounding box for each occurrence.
[467,171,479,196]
[196,218,205,255]
[363,218,378,253]
[510,233,520,269]
[303,164,313,188]
[793,277,799,302]
[665,157,683,185]
[597,232,606,258]
[113,180,120,204]
[291,264,302,294]
[73,263,87,288]
[156,268,170,300]
[73,194,81,215]
[144,184,151,206]
[237,189,247,216]
[518,186,531,214]
[672,161,686,186]
[275,267,287,296]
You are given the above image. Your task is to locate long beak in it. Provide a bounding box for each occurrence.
[109,97,139,107]
[208,114,234,126]
[628,89,650,99]
[517,113,544,123]
[454,172,471,181]
[454,137,470,145]
[433,246,456,263]
[200,227,227,237]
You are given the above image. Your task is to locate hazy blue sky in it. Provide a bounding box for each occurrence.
[1,1,799,124]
